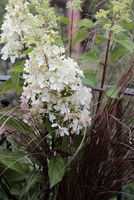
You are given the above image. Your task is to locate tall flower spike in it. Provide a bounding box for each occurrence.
[1,0,92,137]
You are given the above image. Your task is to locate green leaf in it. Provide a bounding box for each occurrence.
[75,19,94,28]
[19,174,43,199]
[11,72,20,86]
[82,72,97,88]
[98,56,105,63]
[5,170,27,182]
[10,185,21,196]
[2,83,23,93]
[110,45,128,62]
[77,52,98,62]
[71,27,88,47]
[45,114,54,133]
[10,66,25,73]
[0,158,26,174]
[54,38,64,48]
[112,35,134,52]
[120,21,133,30]
[24,47,34,55]
[106,85,120,99]
[95,35,107,44]
[83,69,102,75]
[94,19,111,25]
[59,16,70,25]
[13,61,25,67]
[10,61,25,73]
[23,38,29,42]
[48,155,65,188]
[62,37,69,41]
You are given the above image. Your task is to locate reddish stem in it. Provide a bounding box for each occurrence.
[96,13,116,114]
[69,9,74,58]
[22,31,29,60]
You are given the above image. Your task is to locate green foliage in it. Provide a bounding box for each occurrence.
[0,149,44,200]
[120,20,134,30]
[11,72,20,86]
[24,47,34,55]
[112,36,134,52]
[59,16,70,26]
[48,155,65,188]
[54,37,64,47]
[71,27,88,47]
[82,72,97,88]
[0,0,134,199]
[106,85,120,99]
[75,19,94,28]
[2,83,23,93]
[77,52,98,62]
[10,61,25,73]
[95,35,107,44]
[1,61,25,93]
[110,45,129,62]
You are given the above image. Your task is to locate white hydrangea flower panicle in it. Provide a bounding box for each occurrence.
[1,0,92,137]
[0,0,59,63]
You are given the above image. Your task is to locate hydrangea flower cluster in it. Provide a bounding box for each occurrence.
[1,0,92,137]
[1,0,59,63]
[103,24,125,34]
[95,9,110,19]
[66,0,84,11]
[95,0,133,34]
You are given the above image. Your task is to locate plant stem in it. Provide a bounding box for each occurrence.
[69,9,74,58]
[0,174,17,200]
[96,13,116,114]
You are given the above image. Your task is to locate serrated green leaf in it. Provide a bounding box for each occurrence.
[54,38,64,47]
[48,155,65,188]
[71,27,88,47]
[59,16,70,25]
[24,47,34,55]
[77,52,98,62]
[82,72,97,88]
[11,72,20,86]
[112,36,134,52]
[2,83,23,93]
[106,85,120,99]
[110,45,128,62]
[95,35,107,44]
[75,19,94,28]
